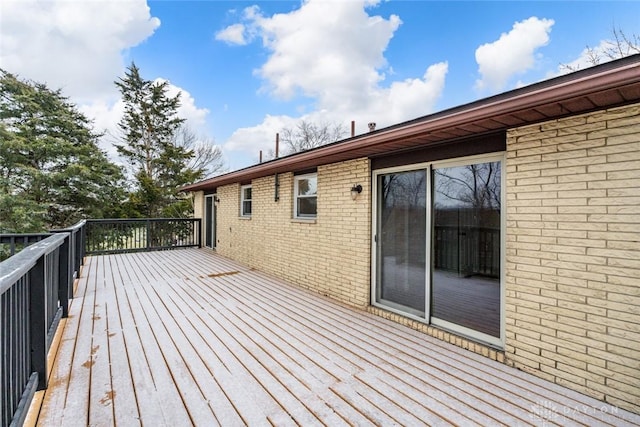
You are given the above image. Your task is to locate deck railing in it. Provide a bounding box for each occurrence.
[0,232,74,427]
[0,234,53,261]
[85,218,201,255]
[0,217,199,426]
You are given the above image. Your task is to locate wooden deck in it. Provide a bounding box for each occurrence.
[34,248,639,426]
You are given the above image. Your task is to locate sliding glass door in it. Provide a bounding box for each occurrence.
[373,155,503,346]
[204,194,216,249]
[375,169,428,318]
[431,161,502,339]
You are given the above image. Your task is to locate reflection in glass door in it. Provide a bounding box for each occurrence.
[431,162,501,338]
[375,170,427,317]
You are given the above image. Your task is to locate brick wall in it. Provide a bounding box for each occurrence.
[191,103,639,413]
[506,103,640,413]
[214,158,371,307]
[193,191,204,223]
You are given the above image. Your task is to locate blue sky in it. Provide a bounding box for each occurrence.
[1,1,639,172]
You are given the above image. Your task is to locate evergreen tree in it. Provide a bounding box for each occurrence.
[115,63,204,217]
[0,69,126,232]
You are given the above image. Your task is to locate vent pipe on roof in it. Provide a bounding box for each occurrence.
[275,133,280,158]
[351,120,355,137]
[368,122,376,132]
[259,150,263,163]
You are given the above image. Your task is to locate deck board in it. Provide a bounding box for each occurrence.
[88,255,116,426]
[60,250,95,427]
[101,255,140,426]
[35,248,640,426]
[110,253,184,426]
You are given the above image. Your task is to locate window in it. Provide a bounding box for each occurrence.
[294,173,317,218]
[373,154,504,347]
[240,185,252,217]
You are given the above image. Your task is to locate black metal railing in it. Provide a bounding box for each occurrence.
[85,218,201,255]
[0,217,200,426]
[0,234,53,261]
[50,221,86,298]
[1,219,86,427]
[1,233,70,427]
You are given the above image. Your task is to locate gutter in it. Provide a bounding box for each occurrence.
[182,54,640,192]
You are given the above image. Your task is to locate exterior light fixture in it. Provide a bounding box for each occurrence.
[214,196,220,204]
[350,184,363,200]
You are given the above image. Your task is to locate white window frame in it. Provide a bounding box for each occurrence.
[240,185,252,217]
[293,173,317,219]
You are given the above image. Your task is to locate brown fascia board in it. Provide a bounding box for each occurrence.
[182,55,640,193]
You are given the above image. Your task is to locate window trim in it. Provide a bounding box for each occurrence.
[240,184,252,217]
[293,173,318,219]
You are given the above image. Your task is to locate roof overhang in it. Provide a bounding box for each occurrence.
[182,54,640,192]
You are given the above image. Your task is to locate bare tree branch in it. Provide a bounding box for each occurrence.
[435,163,501,210]
[560,25,639,72]
[172,125,226,179]
[280,120,346,155]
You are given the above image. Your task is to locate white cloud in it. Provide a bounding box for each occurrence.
[0,0,160,103]
[161,80,210,131]
[556,39,626,75]
[223,62,448,166]
[254,0,401,104]
[475,17,554,92]
[1,2,212,165]
[219,0,448,166]
[216,6,263,46]
[79,99,125,160]
[376,62,448,124]
[215,23,248,45]
[223,114,297,157]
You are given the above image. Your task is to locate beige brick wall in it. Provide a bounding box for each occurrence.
[214,158,371,307]
[191,191,205,245]
[506,103,640,413]
[193,191,204,222]
[190,103,639,414]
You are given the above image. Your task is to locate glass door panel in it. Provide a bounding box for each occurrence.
[431,161,501,338]
[204,195,216,249]
[376,170,427,317]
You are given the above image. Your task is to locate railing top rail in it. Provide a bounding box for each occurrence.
[0,232,68,295]
[50,219,87,233]
[0,233,52,239]
[86,218,199,223]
